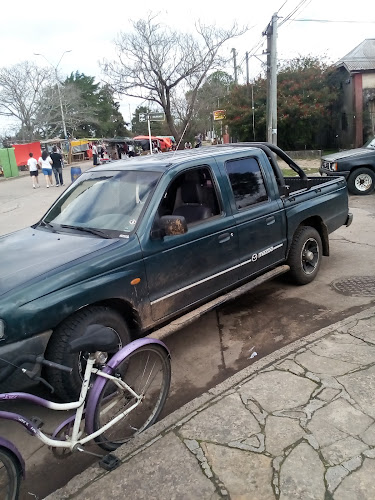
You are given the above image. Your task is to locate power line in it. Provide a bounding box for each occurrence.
[279,0,312,27]
[293,18,375,23]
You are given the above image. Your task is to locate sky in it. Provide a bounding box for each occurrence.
[1,0,374,134]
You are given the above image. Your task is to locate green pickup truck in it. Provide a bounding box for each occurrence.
[0,143,352,400]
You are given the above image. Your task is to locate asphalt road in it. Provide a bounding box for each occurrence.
[1,163,375,499]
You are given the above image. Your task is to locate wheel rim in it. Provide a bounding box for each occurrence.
[354,173,373,192]
[301,238,319,275]
[0,451,19,500]
[94,346,170,448]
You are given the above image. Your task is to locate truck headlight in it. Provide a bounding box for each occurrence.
[0,320,5,340]
[332,162,338,171]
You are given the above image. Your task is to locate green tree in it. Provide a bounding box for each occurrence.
[131,105,171,137]
[64,72,129,138]
[225,56,339,149]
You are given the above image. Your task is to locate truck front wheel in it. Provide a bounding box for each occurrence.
[45,306,131,402]
[347,168,375,195]
[287,226,322,285]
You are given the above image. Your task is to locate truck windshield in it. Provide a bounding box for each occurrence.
[43,169,161,235]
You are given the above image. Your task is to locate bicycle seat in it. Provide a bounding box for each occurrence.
[69,324,120,354]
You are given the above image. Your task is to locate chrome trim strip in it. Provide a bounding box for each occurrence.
[151,243,283,305]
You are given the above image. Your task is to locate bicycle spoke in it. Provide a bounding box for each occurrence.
[90,344,171,451]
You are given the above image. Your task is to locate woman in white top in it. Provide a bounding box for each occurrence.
[38,150,53,187]
[27,152,40,189]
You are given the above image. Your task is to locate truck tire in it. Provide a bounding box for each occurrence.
[287,226,322,285]
[45,306,131,402]
[347,168,375,195]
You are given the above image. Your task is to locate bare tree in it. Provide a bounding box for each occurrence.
[0,61,52,141]
[35,82,99,138]
[101,14,247,143]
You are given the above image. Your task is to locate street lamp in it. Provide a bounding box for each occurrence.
[34,50,72,139]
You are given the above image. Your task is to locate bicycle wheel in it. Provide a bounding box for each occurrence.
[92,344,171,451]
[0,448,21,500]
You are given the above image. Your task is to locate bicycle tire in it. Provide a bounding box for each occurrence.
[91,344,171,451]
[0,448,22,500]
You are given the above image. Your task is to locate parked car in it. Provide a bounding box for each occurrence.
[319,138,375,195]
[0,143,352,400]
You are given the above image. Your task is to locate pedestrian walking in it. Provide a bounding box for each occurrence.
[92,143,98,165]
[38,150,53,187]
[27,152,40,189]
[194,134,202,148]
[50,146,64,186]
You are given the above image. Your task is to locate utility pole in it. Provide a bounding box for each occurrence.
[231,48,238,84]
[246,52,249,86]
[264,13,278,145]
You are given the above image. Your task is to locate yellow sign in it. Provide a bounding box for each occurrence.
[213,110,226,121]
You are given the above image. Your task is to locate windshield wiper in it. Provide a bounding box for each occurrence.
[39,220,57,232]
[60,224,111,239]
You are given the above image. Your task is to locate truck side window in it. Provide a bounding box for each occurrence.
[225,157,268,210]
[157,167,220,225]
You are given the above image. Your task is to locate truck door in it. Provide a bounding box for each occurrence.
[140,164,239,321]
[222,154,286,279]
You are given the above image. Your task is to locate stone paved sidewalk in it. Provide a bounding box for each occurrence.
[48,307,375,499]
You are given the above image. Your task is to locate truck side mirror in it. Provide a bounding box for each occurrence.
[151,215,188,239]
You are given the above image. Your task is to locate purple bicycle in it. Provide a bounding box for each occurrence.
[0,325,171,499]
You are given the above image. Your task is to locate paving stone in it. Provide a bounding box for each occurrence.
[239,370,317,413]
[228,433,265,453]
[279,442,325,500]
[339,364,375,419]
[70,433,218,500]
[316,388,340,401]
[243,399,267,425]
[295,350,359,375]
[265,416,304,456]
[276,359,305,375]
[321,436,368,465]
[310,338,375,366]
[360,422,375,445]
[179,393,260,444]
[325,465,349,493]
[325,332,367,345]
[347,317,375,344]
[202,442,274,500]
[307,398,372,448]
[342,455,362,472]
[334,458,375,500]
[307,418,348,448]
[363,449,375,458]
[303,433,319,450]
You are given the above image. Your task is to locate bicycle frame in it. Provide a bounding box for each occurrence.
[0,337,168,452]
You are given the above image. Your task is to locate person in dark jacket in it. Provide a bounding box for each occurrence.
[50,146,64,186]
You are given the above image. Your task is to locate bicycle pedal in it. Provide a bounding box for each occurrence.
[99,454,121,471]
[30,416,44,429]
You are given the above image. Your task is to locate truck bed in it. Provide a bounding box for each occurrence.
[284,175,345,195]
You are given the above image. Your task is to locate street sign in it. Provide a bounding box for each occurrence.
[138,113,147,122]
[213,110,226,121]
[149,112,165,122]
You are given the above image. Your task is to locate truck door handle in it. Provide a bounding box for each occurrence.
[266,216,275,225]
[218,232,231,243]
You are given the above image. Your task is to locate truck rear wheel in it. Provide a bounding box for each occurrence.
[45,306,131,402]
[347,168,375,195]
[287,226,322,285]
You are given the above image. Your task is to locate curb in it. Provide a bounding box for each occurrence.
[47,305,375,499]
